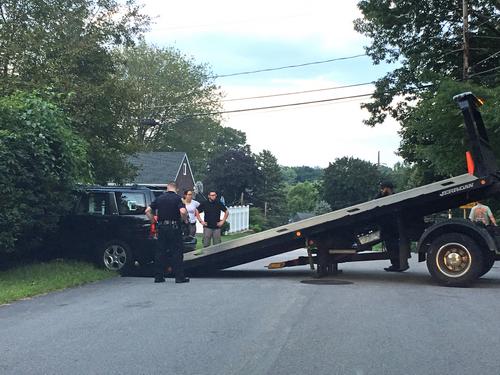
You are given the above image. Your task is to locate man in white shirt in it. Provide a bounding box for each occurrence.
[469,201,497,226]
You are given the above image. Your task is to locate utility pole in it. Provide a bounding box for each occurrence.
[462,0,470,80]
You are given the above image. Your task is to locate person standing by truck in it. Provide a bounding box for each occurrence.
[146,182,190,284]
[195,190,229,254]
[183,190,200,236]
[376,181,409,272]
[469,201,497,226]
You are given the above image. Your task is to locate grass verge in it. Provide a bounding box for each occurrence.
[195,231,253,250]
[0,260,116,305]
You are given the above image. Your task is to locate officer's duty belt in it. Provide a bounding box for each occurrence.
[158,220,180,225]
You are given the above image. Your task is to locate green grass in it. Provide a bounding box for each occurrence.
[195,231,254,249]
[0,260,116,305]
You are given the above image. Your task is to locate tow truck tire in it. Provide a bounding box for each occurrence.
[479,251,495,278]
[99,240,134,275]
[427,233,483,287]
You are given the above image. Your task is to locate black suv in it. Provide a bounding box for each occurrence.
[58,185,196,273]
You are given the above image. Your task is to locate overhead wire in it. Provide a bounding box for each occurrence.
[222,82,374,102]
[469,65,500,78]
[210,54,367,78]
[182,84,435,118]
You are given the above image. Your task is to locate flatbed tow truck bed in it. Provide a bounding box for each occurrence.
[183,93,500,287]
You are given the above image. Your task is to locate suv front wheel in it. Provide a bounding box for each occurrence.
[99,240,133,274]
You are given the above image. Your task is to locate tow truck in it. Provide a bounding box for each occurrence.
[180,92,499,287]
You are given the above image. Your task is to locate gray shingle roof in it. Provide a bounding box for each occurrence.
[128,152,186,184]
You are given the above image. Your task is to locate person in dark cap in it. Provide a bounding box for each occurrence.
[376,181,409,272]
[146,182,190,284]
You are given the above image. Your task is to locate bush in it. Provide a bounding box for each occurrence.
[249,207,267,233]
[0,92,90,257]
[221,221,230,235]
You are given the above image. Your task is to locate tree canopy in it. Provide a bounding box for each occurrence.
[322,157,382,210]
[355,0,499,126]
[355,0,500,181]
[0,0,150,183]
[0,92,90,255]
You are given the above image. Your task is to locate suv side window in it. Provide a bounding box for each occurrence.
[76,192,110,215]
[115,192,146,215]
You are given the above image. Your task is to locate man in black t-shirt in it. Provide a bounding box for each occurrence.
[146,182,189,283]
[195,190,229,253]
[376,181,409,272]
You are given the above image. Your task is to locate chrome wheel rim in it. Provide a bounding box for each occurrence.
[103,244,127,271]
[436,242,472,278]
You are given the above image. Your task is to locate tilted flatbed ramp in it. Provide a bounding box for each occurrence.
[183,172,496,272]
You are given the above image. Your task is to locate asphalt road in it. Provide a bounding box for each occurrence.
[2,250,500,375]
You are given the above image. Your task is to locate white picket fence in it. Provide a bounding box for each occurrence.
[196,205,250,234]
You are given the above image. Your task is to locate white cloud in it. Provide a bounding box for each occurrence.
[221,79,402,167]
[142,0,366,53]
[138,0,402,167]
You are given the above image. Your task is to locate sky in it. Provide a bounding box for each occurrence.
[141,0,401,168]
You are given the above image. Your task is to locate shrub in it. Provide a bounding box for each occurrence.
[249,207,266,233]
[0,92,91,257]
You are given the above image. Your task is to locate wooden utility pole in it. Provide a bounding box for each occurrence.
[462,0,470,80]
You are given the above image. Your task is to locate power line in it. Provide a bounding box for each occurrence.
[222,82,374,102]
[211,54,367,78]
[189,92,375,117]
[471,50,500,69]
[469,65,500,78]
[191,83,434,117]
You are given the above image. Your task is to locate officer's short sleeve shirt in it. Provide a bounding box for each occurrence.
[150,191,185,221]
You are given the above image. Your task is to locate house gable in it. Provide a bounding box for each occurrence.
[127,152,196,193]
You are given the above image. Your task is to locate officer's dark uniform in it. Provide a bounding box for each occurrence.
[150,191,188,283]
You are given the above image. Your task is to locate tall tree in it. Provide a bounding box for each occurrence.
[116,42,222,148]
[287,182,319,215]
[322,157,382,210]
[254,150,288,226]
[399,80,500,177]
[116,43,250,181]
[355,0,499,181]
[355,0,500,126]
[203,148,260,205]
[0,0,150,183]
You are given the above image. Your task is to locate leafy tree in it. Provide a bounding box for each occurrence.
[0,92,90,256]
[322,157,382,210]
[116,43,222,149]
[287,182,319,215]
[314,200,332,215]
[399,80,500,177]
[203,148,260,205]
[0,0,150,183]
[354,0,500,127]
[280,166,298,185]
[280,165,323,184]
[254,150,288,227]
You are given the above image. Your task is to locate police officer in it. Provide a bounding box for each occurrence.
[145,182,190,283]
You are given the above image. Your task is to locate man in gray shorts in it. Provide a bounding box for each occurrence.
[195,190,229,254]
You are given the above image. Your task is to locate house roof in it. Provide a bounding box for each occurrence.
[128,152,189,184]
[290,212,315,222]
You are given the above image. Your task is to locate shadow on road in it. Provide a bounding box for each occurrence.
[122,264,500,288]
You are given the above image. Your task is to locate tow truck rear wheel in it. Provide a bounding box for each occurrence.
[427,233,483,287]
[479,251,495,278]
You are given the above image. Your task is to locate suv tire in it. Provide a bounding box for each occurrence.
[99,240,134,274]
